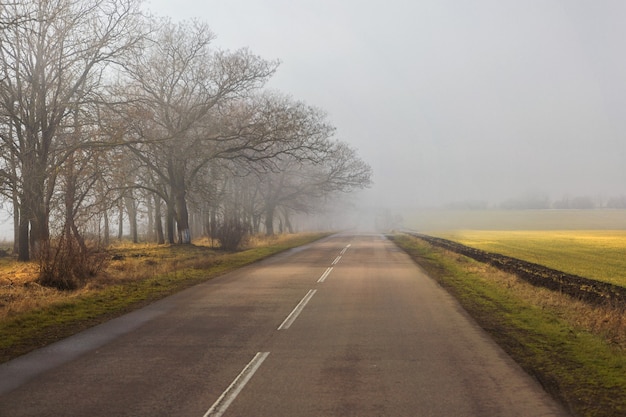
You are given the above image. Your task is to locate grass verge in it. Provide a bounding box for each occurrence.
[0,233,330,364]
[390,233,626,417]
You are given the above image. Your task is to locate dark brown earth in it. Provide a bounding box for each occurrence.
[409,233,626,308]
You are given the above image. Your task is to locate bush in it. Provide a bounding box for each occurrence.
[38,236,109,290]
[216,217,249,251]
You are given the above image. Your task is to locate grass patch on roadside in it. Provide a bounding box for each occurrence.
[390,233,626,417]
[0,232,330,363]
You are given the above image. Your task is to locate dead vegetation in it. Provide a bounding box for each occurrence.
[457,252,626,350]
[0,234,304,321]
[410,233,626,350]
[0,260,61,319]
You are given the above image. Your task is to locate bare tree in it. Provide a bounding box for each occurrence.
[0,0,146,261]
[258,141,373,235]
[119,19,278,244]
[0,3,373,264]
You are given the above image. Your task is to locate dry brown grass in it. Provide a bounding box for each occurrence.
[453,250,626,350]
[244,233,300,248]
[0,242,214,320]
[0,233,312,321]
[0,259,65,319]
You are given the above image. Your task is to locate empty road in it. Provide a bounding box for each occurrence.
[0,233,570,416]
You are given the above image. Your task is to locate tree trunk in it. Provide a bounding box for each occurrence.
[253,214,261,235]
[145,195,154,242]
[12,199,19,255]
[63,162,87,254]
[285,213,294,234]
[166,201,176,244]
[30,202,49,259]
[103,210,110,247]
[17,216,29,262]
[22,159,49,260]
[118,202,124,240]
[173,182,191,244]
[124,194,138,243]
[167,157,191,244]
[210,208,217,240]
[264,205,276,236]
[154,194,165,244]
[176,203,191,244]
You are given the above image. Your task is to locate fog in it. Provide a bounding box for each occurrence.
[144,0,626,209]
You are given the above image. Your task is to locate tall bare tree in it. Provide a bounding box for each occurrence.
[0,0,146,261]
[120,19,278,244]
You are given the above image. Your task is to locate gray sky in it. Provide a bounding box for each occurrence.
[144,0,626,207]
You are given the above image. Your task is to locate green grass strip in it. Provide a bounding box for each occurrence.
[390,233,626,417]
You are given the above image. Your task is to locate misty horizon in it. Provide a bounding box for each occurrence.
[145,0,626,208]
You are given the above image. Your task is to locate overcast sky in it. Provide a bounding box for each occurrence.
[144,0,626,208]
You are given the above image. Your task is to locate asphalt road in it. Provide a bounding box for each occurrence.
[0,233,570,416]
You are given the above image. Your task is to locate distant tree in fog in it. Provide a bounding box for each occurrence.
[605,196,626,209]
[257,140,373,236]
[553,196,596,209]
[500,192,550,210]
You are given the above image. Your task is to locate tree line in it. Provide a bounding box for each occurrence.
[447,194,626,211]
[0,0,372,286]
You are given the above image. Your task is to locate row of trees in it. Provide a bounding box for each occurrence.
[447,194,626,211]
[0,0,372,281]
[500,194,624,210]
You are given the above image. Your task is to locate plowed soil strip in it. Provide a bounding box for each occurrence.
[408,232,626,308]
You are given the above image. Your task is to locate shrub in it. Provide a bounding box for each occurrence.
[38,235,109,290]
[216,217,249,251]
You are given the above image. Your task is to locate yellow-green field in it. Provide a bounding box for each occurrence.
[430,230,626,287]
